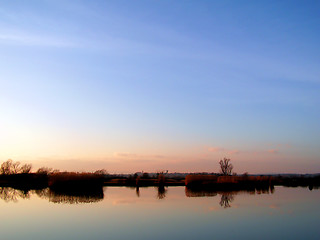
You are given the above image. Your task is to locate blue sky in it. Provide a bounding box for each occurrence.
[0,0,319,173]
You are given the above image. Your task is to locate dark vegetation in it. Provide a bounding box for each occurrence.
[105,171,185,187]
[185,158,320,192]
[0,159,106,203]
[0,158,319,204]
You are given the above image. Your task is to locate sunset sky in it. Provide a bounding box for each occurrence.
[0,0,319,173]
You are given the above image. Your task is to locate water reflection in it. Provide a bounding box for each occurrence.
[0,186,319,240]
[0,184,316,209]
[0,187,30,202]
[136,186,140,197]
[185,188,218,197]
[0,187,103,204]
[219,193,235,208]
[157,185,167,199]
[185,185,275,208]
[129,186,167,199]
[47,188,104,204]
[0,185,274,206]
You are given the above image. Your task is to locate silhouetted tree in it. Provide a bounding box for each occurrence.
[94,169,108,175]
[11,161,21,174]
[20,164,32,174]
[142,172,150,179]
[0,160,32,174]
[157,173,165,186]
[156,170,168,177]
[0,159,15,174]
[136,176,141,186]
[219,158,233,176]
[36,167,53,174]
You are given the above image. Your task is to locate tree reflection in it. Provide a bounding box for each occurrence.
[156,186,167,199]
[0,184,279,205]
[0,186,103,204]
[136,186,140,197]
[185,185,274,209]
[0,187,30,202]
[219,193,234,208]
[33,188,50,199]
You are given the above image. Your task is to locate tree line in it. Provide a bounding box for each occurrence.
[0,159,61,175]
[1,158,234,176]
[0,159,108,175]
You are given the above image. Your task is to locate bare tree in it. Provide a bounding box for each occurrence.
[219,158,233,176]
[0,160,32,174]
[36,167,53,174]
[12,161,21,174]
[94,169,108,175]
[0,159,13,174]
[20,164,32,174]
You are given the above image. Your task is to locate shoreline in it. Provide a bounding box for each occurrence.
[0,173,319,190]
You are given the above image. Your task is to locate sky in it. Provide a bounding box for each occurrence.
[0,0,319,174]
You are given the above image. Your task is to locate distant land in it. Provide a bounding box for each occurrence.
[0,159,319,196]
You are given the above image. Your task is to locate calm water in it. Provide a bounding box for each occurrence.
[0,186,319,240]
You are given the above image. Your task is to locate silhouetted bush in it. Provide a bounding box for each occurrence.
[48,172,104,190]
[36,167,59,174]
[94,169,108,175]
[185,174,218,186]
[142,172,150,179]
[185,174,273,191]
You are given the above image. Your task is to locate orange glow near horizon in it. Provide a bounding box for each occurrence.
[0,142,318,174]
[0,117,318,174]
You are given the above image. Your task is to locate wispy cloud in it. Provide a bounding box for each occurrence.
[208,146,279,155]
[0,31,78,48]
[267,149,279,154]
[208,147,240,155]
[113,152,165,159]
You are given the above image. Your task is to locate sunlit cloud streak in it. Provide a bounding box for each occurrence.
[208,146,279,155]
[0,32,77,48]
[113,152,165,159]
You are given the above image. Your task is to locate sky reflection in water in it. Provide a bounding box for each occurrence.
[0,186,319,240]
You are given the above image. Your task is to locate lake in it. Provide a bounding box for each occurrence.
[0,186,319,240]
